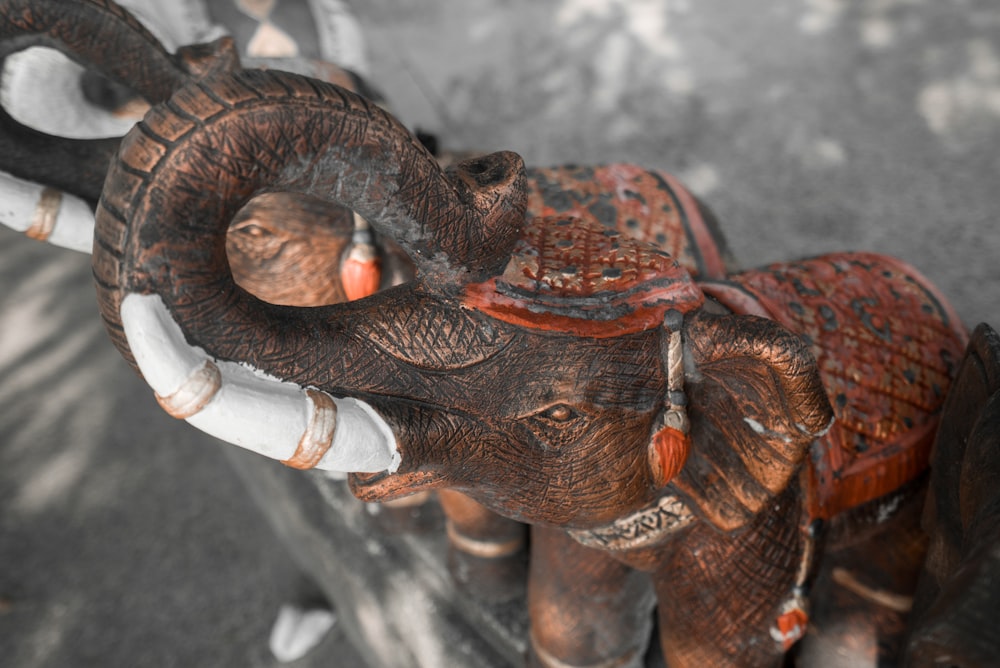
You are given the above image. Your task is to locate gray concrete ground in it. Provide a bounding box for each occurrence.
[2,0,999,666]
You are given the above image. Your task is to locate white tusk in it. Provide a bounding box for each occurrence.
[120,293,400,473]
[1,48,141,139]
[0,171,95,253]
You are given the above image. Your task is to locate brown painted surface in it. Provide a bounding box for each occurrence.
[227,192,358,306]
[93,69,971,666]
[905,323,1000,667]
[528,525,655,668]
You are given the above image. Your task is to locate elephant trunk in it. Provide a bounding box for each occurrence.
[94,68,527,471]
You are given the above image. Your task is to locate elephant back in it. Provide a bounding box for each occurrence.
[700,253,968,520]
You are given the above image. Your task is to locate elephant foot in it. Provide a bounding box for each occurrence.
[527,635,645,668]
[438,489,528,601]
[796,486,927,666]
[445,518,527,602]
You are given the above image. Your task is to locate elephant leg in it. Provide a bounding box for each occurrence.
[905,324,1000,666]
[437,489,527,602]
[795,487,927,667]
[528,525,655,668]
[653,487,805,667]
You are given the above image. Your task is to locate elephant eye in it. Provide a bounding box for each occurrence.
[539,404,577,423]
[233,222,274,238]
[520,403,590,451]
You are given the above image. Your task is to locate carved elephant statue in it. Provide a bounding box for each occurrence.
[0,0,405,308]
[0,0,237,206]
[904,323,1000,667]
[91,67,969,666]
[3,0,741,610]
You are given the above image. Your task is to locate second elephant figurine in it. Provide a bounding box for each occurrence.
[93,69,968,666]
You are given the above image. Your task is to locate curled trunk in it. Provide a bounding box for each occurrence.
[95,66,526,392]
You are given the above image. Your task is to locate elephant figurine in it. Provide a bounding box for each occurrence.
[3,0,740,611]
[0,0,239,206]
[91,67,969,666]
[904,323,1000,667]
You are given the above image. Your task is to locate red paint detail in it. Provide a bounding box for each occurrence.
[707,253,968,519]
[463,216,704,336]
[699,281,775,319]
[775,607,809,650]
[341,255,381,301]
[658,170,728,279]
[652,425,690,485]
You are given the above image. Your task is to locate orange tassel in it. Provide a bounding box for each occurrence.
[340,245,381,301]
[650,425,690,486]
[773,606,808,650]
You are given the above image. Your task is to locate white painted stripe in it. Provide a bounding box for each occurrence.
[0,171,95,253]
[120,293,399,472]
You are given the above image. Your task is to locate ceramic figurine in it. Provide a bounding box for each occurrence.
[0,0,238,205]
[91,68,969,666]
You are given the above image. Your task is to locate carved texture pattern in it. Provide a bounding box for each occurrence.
[502,217,684,298]
[724,253,968,518]
[464,216,704,336]
[525,163,726,279]
[95,68,491,382]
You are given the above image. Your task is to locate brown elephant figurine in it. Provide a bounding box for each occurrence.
[2,1,743,611]
[904,323,1000,667]
[91,68,971,666]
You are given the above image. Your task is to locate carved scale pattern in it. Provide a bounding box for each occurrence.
[525,163,727,280]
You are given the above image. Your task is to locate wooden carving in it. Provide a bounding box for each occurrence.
[2,0,745,614]
[904,323,1000,667]
[91,68,971,666]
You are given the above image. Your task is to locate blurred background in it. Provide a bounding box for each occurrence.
[1,0,997,665]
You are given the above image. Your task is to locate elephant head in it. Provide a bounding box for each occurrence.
[95,68,833,532]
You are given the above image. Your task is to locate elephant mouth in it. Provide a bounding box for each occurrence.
[348,469,444,502]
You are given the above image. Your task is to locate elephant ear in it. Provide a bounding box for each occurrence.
[671,313,834,532]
